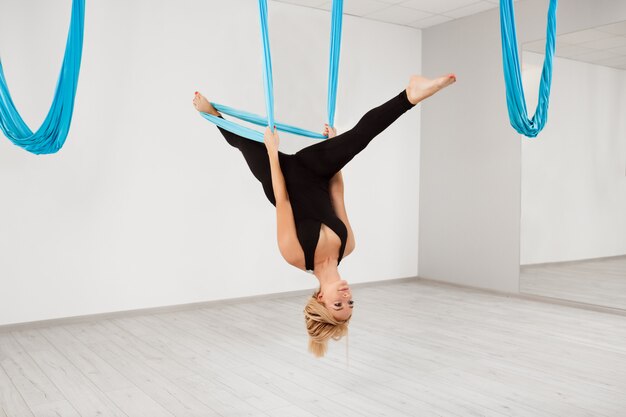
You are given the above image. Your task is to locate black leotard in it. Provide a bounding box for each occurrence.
[216,90,415,271]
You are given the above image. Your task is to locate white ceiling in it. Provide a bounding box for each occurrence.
[272,0,516,29]
[524,21,626,71]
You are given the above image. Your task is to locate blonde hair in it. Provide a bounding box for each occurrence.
[303,290,350,357]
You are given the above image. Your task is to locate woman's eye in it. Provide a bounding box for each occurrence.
[348,300,354,306]
[334,303,342,308]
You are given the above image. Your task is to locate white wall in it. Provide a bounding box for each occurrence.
[419,0,626,293]
[521,52,626,265]
[0,0,421,326]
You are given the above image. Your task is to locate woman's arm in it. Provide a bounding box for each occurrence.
[323,125,356,256]
[329,171,356,256]
[264,127,305,267]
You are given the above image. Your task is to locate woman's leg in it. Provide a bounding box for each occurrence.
[295,74,456,178]
[193,93,277,205]
[217,126,277,205]
[295,90,414,178]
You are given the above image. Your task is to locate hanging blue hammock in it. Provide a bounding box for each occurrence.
[200,0,343,143]
[0,0,85,155]
[500,0,557,138]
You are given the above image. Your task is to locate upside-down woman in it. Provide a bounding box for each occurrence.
[192,74,456,356]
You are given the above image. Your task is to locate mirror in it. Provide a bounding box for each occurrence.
[519,21,626,310]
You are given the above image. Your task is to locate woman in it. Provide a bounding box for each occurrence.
[192,74,456,357]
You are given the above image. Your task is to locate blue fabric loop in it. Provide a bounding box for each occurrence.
[201,102,327,143]
[201,0,343,143]
[500,0,558,138]
[0,0,85,154]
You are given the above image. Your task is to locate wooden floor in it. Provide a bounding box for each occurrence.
[1,279,625,417]
[520,255,626,310]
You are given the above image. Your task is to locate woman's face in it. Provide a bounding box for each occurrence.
[318,280,353,321]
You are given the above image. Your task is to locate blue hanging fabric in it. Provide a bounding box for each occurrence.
[500,0,557,138]
[200,0,343,143]
[258,0,275,132]
[0,0,85,154]
[327,0,343,128]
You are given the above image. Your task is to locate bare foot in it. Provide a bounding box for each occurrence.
[406,74,456,105]
[192,92,220,116]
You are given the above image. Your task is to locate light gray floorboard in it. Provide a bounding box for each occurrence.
[104,387,175,417]
[1,279,625,417]
[10,332,129,417]
[29,400,81,417]
[0,365,34,417]
[37,326,136,394]
[66,323,222,417]
[520,255,626,309]
[0,333,66,409]
[263,405,318,417]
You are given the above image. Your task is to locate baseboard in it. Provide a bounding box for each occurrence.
[521,253,626,268]
[0,276,418,333]
[414,275,626,317]
[3,275,622,333]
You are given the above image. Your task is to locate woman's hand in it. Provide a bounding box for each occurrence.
[323,124,337,138]
[264,126,280,156]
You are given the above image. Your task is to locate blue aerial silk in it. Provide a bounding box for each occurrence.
[500,0,557,138]
[201,0,343,143]
[0,0,85,154]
